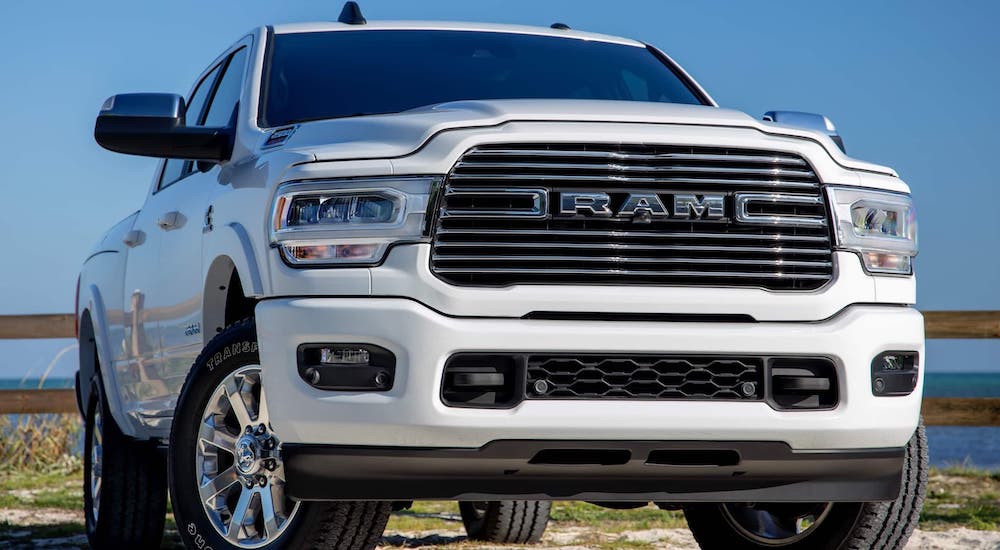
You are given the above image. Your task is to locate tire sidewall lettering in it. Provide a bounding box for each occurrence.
[205,341,258,371]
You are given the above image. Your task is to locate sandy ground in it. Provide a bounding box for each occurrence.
[2,507,1000,550]
[376,527,1000,550]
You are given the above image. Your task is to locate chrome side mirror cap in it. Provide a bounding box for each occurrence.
[763,111,845,152]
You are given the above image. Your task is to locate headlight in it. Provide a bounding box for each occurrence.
[270,177,438,266]
[827,186,917,275]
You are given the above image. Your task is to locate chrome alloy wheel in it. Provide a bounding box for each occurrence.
[196,365,299,548]
[89,405,103,525]
[720,502,835,546]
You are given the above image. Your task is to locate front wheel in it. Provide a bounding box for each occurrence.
[169,319,391,550]
[684,420,928,550]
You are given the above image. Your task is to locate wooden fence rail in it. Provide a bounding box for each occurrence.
[1,311,998,423]
[1,311,998,340]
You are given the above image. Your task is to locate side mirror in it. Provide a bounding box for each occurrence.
[762,111,845,152]
[94,93,232,161]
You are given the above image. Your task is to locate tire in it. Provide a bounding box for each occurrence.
[168,318,391,550]
[459,500,551,544]
[83,375,168,549]
[684,420,929,550]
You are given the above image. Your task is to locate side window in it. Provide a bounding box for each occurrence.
[159,158,187,187]
[203,48,247,128]
[157,63,222,191]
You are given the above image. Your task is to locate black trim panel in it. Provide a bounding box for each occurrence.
[282,440,904,502]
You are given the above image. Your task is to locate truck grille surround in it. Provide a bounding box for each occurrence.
[440,353,839,409]
[430,143,834,290]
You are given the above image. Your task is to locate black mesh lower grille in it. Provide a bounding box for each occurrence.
[526,355,764,400]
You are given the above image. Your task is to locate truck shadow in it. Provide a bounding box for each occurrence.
[382,533,469,547]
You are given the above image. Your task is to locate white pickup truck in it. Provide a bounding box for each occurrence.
[76,4,925,550]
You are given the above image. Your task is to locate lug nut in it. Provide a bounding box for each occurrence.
[245,479,254,489]
[264,438,275,450]
[258,476,268,487]
[245,426,253,434]
[264,459,277,471]
[256,424,266,435]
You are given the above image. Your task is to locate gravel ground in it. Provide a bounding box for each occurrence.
[2,507,1000,549]
[376,527,1000,550]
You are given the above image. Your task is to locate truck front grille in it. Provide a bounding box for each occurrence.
[526,355,764,401]
[430,143,833,290]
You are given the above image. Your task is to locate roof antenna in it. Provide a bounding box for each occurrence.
[550,22,571,30]
[338,1,367,25]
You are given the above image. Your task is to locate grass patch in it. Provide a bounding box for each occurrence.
[0,471,81,510]
[0,414,81,473]
[386,501,464,532]
[921,467,1000,530]
[551,501,686,532]
[385,501,687,536]
[0,520,84,539]
[936,462,1000,482]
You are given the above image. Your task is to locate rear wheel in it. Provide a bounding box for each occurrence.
[169,318,391,550]
[83,377,168,549]
[684,421,928,550]
[459,500,550,544]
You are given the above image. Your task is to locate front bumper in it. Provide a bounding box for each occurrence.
[280,440,904,502]
[256,299,924,451]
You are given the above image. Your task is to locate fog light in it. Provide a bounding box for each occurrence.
[871,351,919,396]
[320,347,371,365]
[297,344,395,391]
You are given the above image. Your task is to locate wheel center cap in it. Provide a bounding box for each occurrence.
[235,435,261,475]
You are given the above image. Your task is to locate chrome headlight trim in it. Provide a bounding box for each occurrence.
[270,176,440,267]
[826,186,917,275]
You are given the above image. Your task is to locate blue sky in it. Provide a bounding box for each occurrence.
[0,0,997,379]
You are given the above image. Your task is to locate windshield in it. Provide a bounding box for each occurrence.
[261,30,705,127]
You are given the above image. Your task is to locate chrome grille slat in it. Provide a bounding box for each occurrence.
[436,227,831,242]
[434,242,832,255]
[454,162,817,178]
[432,255,833,268]
[466,149,809,166]
[449,173,820,188]
[432,267,833,280]
[432,143,834,290]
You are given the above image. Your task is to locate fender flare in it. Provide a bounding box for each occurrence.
[203,222,264,297]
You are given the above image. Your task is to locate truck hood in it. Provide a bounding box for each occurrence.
[273,99,895,175]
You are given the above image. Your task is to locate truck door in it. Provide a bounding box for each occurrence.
[156,47,249,396]
[119,60,223,422]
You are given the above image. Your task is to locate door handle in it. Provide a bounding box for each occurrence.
[157,211,183,231]
[122,229,145,248]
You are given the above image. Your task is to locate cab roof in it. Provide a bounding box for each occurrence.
[269,21,645,48]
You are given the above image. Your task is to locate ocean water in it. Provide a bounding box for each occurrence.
[924,372,1000,398]
[1,377,74,390]
[4,374,999,469]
